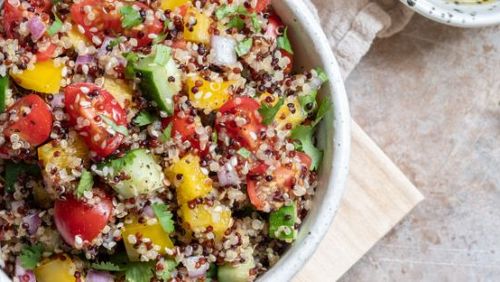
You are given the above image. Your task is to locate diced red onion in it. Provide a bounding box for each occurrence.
[28,16,46,41]
[76,54,94,66]
[217,165,240,187]
[22,211,41,235]
[143,205,155,218]
[15,258,36,282]
[49,94,65,108]
[86,270,114,282]
[210,35,237,66]
[184,256,209,278]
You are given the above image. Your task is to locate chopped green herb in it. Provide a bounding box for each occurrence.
[315,67,329,83]
[19,244,43,270]
[91,261,124,272]
[120,6,142,29]
[47,15,63,36]
[151,203,175,233]
[290,125,322,170]
[298,91,318,114]
[250,13,262,33]
[124,52,140,79]
[160,123,172,143]
[0,75,9,113]
[76,169,93,198]
[153,33,167,44]
[258,97,284,125]
[109,38,123,48]
[215,4,247,20]
[235,38,253,57]
[237,148,252,159]
[211,131,218,143]
[313,97,331,126]
[227,17,245,30]
[277,27,293,54]
[99,150,137,173]
[133,111,157,127]
[125,262,154,282]
[5,162,40,193]
[100,115,129,136]
[153,45,171,66]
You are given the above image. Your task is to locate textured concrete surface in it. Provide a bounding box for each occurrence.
[340,15,500,281]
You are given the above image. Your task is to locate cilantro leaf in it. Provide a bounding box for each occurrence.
[109,38,123,48]
[133,111,157,127]
[76,169,93,198]
[277,27,293,54]
[120,6,142,29]
[290,125,322,170]
[298,91,318,114]
[124,52,139,79]
[19,244,43,269]
[215,5,247,20]
[98,150,137,173]
[125,262,154,282]
[158,259,177,280]
[227,17,245,30]
[100,115,129,136]
[235,38,253,57]
[258,97,284,125]
[5,162,40,193]
[47,15,63,36]
[313,97,332,126]
[91,261,124,272]
[237,148,252,158]
[250,13,262,33]
[152,203,175,233]
[160,123,172,143]
[211,131,218,143]
[315,67,329,83]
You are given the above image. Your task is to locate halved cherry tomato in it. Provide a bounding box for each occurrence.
[122,2,163,48]
[70,0,122,42]
[265,14,293,73]
[162,111,207,155]
[3,1,23,38]
[54,190,112,246]
[251,0,271,13]
[246,163,268,210]
[64,83,127,158]
[217,97,264,151]
[36,43,57,62]
[3,94,53,147]
[28,0,52,13]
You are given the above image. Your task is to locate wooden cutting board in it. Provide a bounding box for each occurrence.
[294,121,424,281]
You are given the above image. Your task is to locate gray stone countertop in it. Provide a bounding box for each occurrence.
[340,15,500,281]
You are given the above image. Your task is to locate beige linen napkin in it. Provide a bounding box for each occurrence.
[304,0,414,78]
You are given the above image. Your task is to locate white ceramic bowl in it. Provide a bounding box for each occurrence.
[400,0,500,27]
[259,0,351,281]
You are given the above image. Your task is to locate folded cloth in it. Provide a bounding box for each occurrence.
[304,0,414,78]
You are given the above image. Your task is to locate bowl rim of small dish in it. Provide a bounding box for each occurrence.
[401,0,500,28]
[258,0,351,281]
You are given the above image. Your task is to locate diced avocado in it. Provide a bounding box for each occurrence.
[217,251,255,282]
[269,203,298,242]
[98,149,165,199]
[134,47,181,115]
[0,75,8,112]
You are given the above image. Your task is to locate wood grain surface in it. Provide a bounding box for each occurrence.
[293,121,424,281]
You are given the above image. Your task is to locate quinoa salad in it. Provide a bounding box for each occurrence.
[0,0,332,281]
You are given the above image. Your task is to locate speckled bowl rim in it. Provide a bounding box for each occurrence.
[259,0,351,281]
[401,0,500,27]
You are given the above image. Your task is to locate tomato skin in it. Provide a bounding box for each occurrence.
[162,111,207,155]
[36,44,57,61]
[3,1,23,38]
[54,190,112,246]
[217,97,264,151]
[28,0,52,13]
[123,3,164,48]
[3,94,53,147]
[246,163,268,210]
[70,0,122,42]
[251,0,271,13]
[64,83,127,158]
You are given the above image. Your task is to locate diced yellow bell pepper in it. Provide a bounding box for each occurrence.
[160,0,190,11]
[34,254,76,282]
[66,26,90,49]
[38,132,89,188]
[122,218,174,261]
[183,8,211,45]
[180,203,232,240]
[166,154,212,204]
[259,93,306,130]
[10,60,63,94]
[186,77,233,112]
[103,77,134,109]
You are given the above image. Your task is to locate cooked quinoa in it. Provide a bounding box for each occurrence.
[0,0,331,281]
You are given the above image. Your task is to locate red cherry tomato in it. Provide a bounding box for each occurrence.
[3,1,23,38]
[3,94,53,147]
[35,43,57,61]
[162,111,207,155]
[217,97,264,151]
[251,0,271,13]
[246,163,268,210]
[28,0,52,13]
[70,0,122,42]
[64,83,127,158]
[122,2,163,48]
[54,190,113,246]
